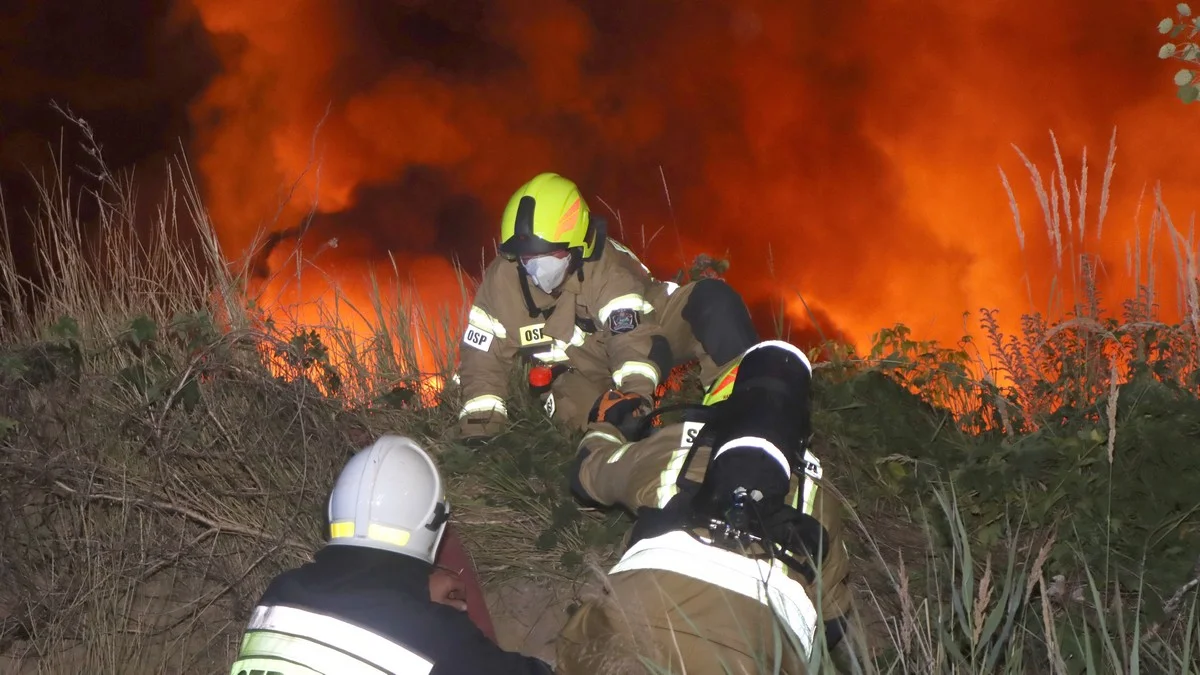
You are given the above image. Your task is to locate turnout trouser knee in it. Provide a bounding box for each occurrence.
[545,369,609,432]
[659,279,759,385]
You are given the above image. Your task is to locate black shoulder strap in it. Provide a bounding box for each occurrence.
[630,402,710,442]
[517,265,553,319]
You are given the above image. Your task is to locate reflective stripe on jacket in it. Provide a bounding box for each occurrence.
[230,604,433,675]
[456,238,672,418]
[609,530,819,655]
[573,421,853,624]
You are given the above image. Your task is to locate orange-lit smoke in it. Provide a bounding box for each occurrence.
[185,0,1200,373]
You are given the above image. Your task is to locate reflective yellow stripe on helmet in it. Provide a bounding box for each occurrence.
[500,173,595,258]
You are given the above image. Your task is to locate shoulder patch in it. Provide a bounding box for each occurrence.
[801,450,823,480]
[544,393,556,418]
[681,421,705,448]
[519,323,551,346]
[463,325,494,352]
[607,308,640,334]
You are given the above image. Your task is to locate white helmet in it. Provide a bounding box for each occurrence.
[326,435,450,564]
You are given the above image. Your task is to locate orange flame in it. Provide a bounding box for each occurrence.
[185,0,1200,393]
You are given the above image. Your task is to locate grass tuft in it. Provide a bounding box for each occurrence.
[0,116,1196,674]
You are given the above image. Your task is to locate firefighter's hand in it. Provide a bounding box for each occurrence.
[454,410,507,447]
[588,390,650,433]
[429,567,468,612]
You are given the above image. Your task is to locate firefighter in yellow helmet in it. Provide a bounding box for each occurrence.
[556,340,859,674]
[453,172,759,444]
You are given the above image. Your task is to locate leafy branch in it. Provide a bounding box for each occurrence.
[1158,3,1200,103]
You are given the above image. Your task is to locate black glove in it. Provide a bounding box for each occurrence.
[588,389,650,439]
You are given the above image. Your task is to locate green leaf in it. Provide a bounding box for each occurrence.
[1161,43,1178,58]
[1175,68,1195,86]
[1161,17,1176,34]
[49,315,80,341]
[0,416,17,441]
[535,531,558,550]
[559,550,583,569]
[1180,83,1200,102]
[119,364,149,395]
[176,377,202,412]
[1179,3,1192,18]
[129,314,157,346]
[0,353,27,379]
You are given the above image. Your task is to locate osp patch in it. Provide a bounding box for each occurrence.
[462,324,494,352]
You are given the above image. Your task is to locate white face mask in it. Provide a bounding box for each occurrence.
[523,254,572,293]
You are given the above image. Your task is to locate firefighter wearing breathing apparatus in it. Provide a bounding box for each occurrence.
[228,436,554,675]
[555,340,856,675]
[451,172,759,444]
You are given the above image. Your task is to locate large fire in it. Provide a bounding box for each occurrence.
[184,0,1200,401]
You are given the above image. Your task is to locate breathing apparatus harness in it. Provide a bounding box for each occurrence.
[626,393,831,585]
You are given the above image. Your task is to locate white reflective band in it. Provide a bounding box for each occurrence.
[608,530,819,655]
[606,443,633,464]
[532,326,589,364]
[598,293,655,323]
[656,447,690,507]
[742,339,812,375]
[609,239,654,276]
[533,348,570,363]
[581,430,624,447]
[234,632,383,674]
[800,449,823,515]
[574,325,591,344]
[613,361,659,388]
[664,281,680,295]
[468,305,507,338]
[714,436,791,478]
[459,394,507,419]
[232,653,326,675]
[241,604,434,675]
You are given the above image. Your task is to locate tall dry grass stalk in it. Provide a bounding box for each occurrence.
[1,113,1196,675]
[0,112,471,673]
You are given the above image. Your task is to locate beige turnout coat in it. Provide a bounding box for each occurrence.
[556,421,852,674]
[457,239,721,431]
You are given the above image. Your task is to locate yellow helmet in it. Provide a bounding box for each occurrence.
[499,173,600,260]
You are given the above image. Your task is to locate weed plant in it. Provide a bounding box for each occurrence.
[0,113,1195,674]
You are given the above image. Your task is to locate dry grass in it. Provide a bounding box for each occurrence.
[0,113,1196,675]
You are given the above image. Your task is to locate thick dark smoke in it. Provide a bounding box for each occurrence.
[3,0,1195,348]
[0,0,218,294]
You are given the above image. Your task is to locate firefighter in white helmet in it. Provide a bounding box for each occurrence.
[228,435,554,675]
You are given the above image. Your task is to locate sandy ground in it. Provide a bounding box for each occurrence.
[486,576,582,666]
